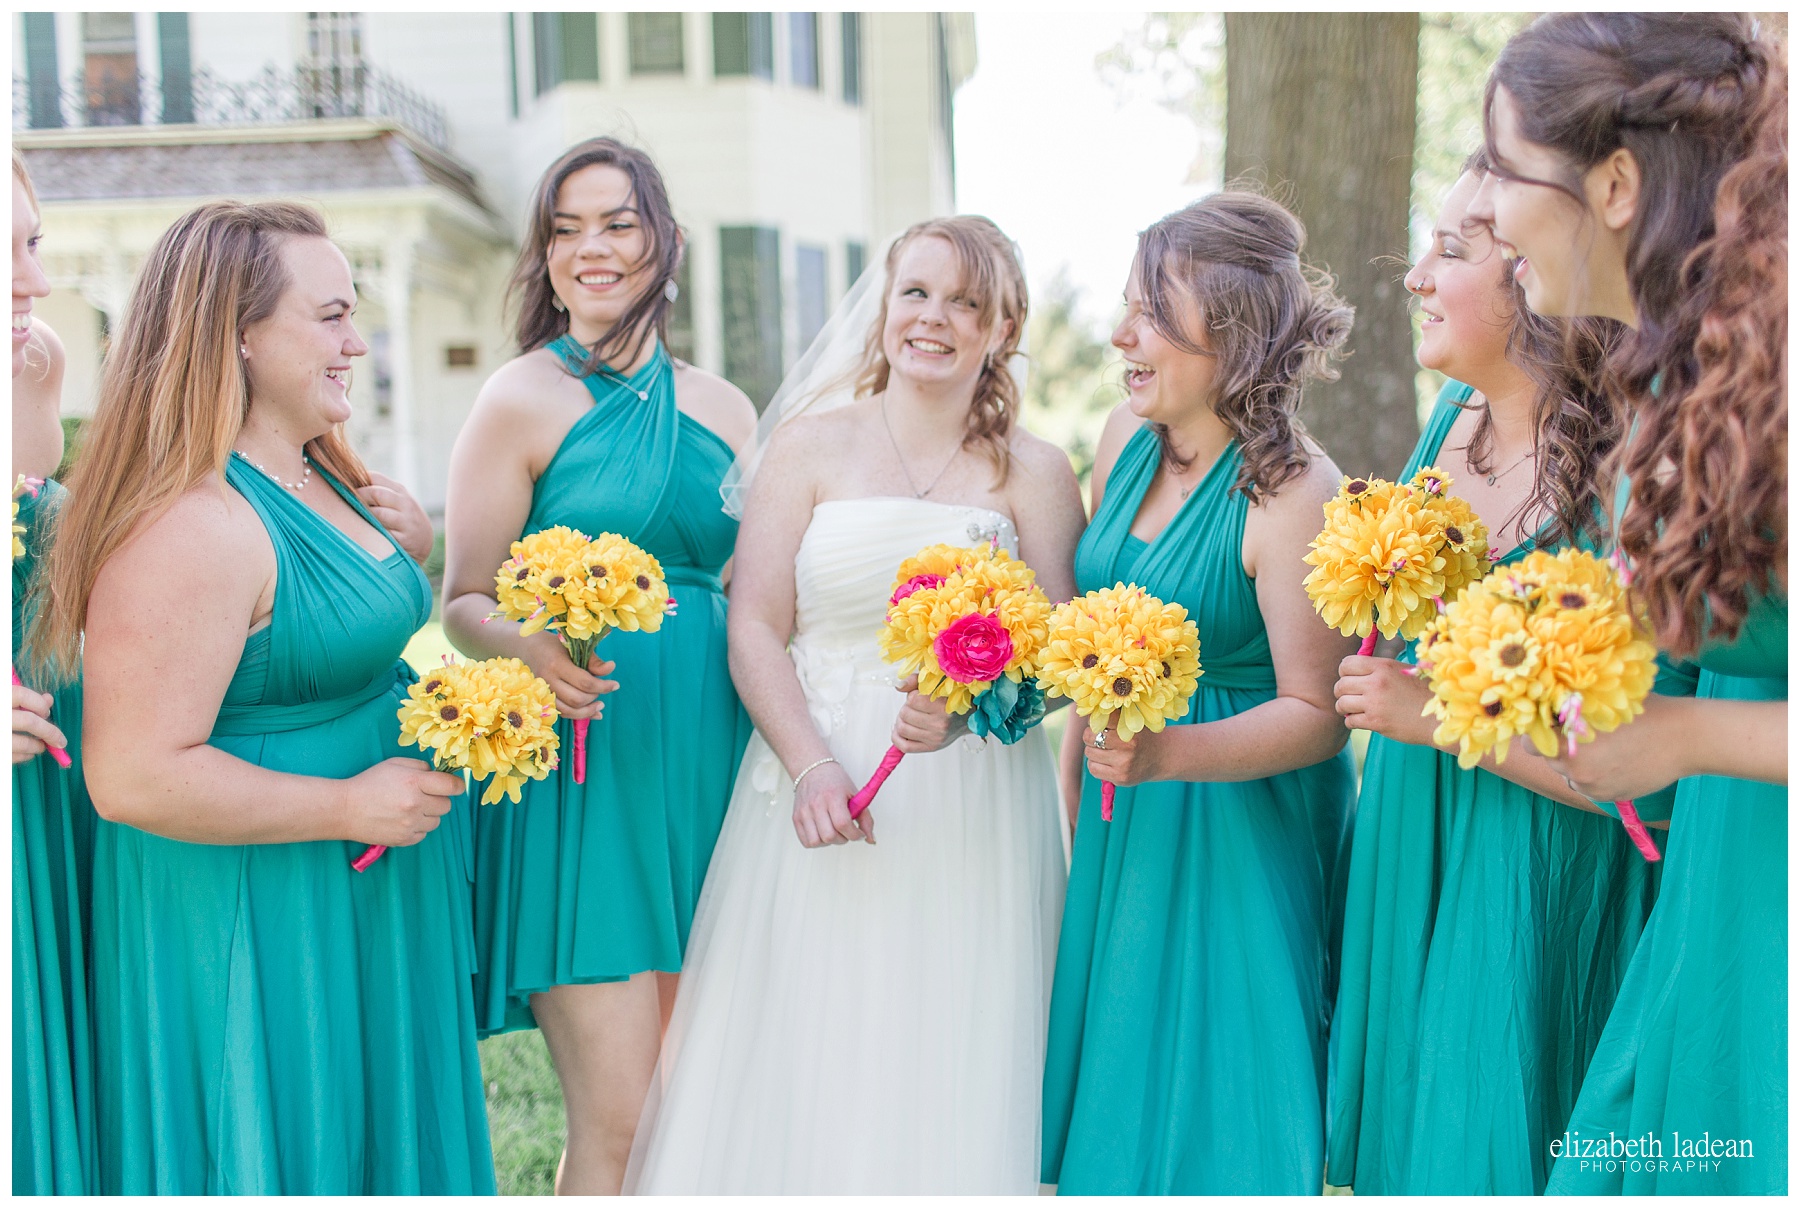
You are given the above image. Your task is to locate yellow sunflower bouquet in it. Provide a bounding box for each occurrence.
[353,656,561,871]
[1303,466,1491,655]
[849,542,1053,817]
[1036,584,1203,821]
[490,525,674,784]
[1414,547,1662,861]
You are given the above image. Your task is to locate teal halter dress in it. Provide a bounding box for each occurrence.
[13,479,97,1194]
[1326,384,1661,1193]
[89,459,495,1194]
[1546,569,1787,1189]
[1041,428,1355,1194]
[472,338,751,1035]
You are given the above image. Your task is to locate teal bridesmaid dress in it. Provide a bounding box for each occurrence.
[89,459,495,1194]
[473,338,751,1035]
[1041,428,1355,1194]
[13,480,97,1194]
[1546,585,1786,1194]
[1326,384,1661,1194]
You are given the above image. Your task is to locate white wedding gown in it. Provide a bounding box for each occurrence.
[625,497,1067,1194]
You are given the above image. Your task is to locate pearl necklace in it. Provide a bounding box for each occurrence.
[233,448,313,492]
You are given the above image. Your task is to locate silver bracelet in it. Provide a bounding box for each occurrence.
[791,756,840,789]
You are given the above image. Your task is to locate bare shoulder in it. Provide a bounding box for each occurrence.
[760,402,861,470]
[114,480,272,579]
[672,362,758,453]
[18,318,65,391]
[1251,447,1343,526]
[1005,426,1081,495]
[470,348,576,421]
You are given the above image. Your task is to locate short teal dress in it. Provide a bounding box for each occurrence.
[1041,429,1355,1194]
[89,459,495,1194]
[1547,584,1787,1195]
[1326,385,1661,1194]
[473,338,751,1035]
[13,479,96,1194]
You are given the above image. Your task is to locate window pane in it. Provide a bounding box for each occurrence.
[629,13,684,75]
[713,12,771,80]
[560,12,599,82]
[796,245,828,348]
[789,13,818,89]
[82,13,140,125]
[840,12,861,105]
[720,225,784,411]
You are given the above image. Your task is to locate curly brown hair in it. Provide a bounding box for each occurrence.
[851,215,1028,484]
[1133,189,1353,502]
[1486,13,1786,654]
[1454,151,1626,551]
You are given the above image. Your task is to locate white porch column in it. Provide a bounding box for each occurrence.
[382,240,420,493]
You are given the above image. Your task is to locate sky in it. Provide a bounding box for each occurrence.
[954,11,1213,338]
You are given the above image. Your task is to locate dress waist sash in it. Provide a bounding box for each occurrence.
[209,661,414,739]
[664,565,724,594]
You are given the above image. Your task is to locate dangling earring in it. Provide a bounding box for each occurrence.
[552,295,566,313]
[663,279,680,303]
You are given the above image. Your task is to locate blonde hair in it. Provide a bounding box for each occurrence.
[852,216,1028,484]
[30,201,370,681]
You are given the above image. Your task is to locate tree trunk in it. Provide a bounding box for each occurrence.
[1224,14,1420,479]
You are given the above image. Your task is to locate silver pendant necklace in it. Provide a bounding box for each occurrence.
[233,448,312,492]
[882,398,960,499]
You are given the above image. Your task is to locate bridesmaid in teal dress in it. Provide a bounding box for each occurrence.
[1042,193,1358,1194]
[442,138,755,1194]
[1473,14,1787,1194]
[38,201,491,1193]
[11,153,94,1194]
[1326,166,1659,1194]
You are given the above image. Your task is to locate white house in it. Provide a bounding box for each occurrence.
[13,11,975,510]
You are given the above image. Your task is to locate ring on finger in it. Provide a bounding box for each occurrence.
[1093,729,1107,750]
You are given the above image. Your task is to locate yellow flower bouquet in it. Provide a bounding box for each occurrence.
[1036,583,1202,821]
[11,474,69,770]
[490,525,674,784]
[1414,547,1662,861]
[849,542,1053,817]
[1303,467,1491,655]
[353,656,561,871]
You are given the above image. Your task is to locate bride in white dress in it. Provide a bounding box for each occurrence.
[625,217,1087,1194]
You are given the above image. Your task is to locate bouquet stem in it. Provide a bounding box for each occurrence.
[1615,799,1661,862]
[12,667,71,769]
[848,745,904,819]
[1101,780,1117,822]
[565,634,599,786]
[1356,632,1378,658]
[352,758,461,872]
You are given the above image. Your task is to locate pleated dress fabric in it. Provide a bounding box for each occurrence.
[12,479,97,1194]
[1325,384,1661,1194]
[472,338,750,1036]
[1041,428,1355,1194]
[626,498,1066,1194]
[1546,584,1787,1195]
[88,459,495,1194]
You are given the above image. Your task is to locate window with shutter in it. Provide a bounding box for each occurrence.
[157,13,192,123]
[628,13,684,75]
[840,13,861,105]
[789,13,818,89]
[23,13,62,129]
[82,12,141,126]
[533,12,599,95]
[719,226,784,411]
[845,241,867,291]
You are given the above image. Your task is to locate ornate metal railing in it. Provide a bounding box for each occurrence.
[14,60,450,151]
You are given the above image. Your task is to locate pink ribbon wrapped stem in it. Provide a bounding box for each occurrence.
[1615,799,1661,862]
[572,717,590,785]
[1356,632,1378,658]
[847,745,904,819]
[12,667,71,769]
[1100,780,1117,821]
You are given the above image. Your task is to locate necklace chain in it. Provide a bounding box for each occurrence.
[881,399,961,500]
[233,448,312,492]
[1481,446,1533,487]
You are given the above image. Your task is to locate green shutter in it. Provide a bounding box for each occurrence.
[532,12,557,94]
[712,13,748,76]
[747,13,773,80]
[840,13,861,105]
[23,13,61,129]
[720,225,784,411]
[559,12,599,82]
[157,13,193,124]
[629,13,684,75]
[666,254,695,363]
[845,240,866,291]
